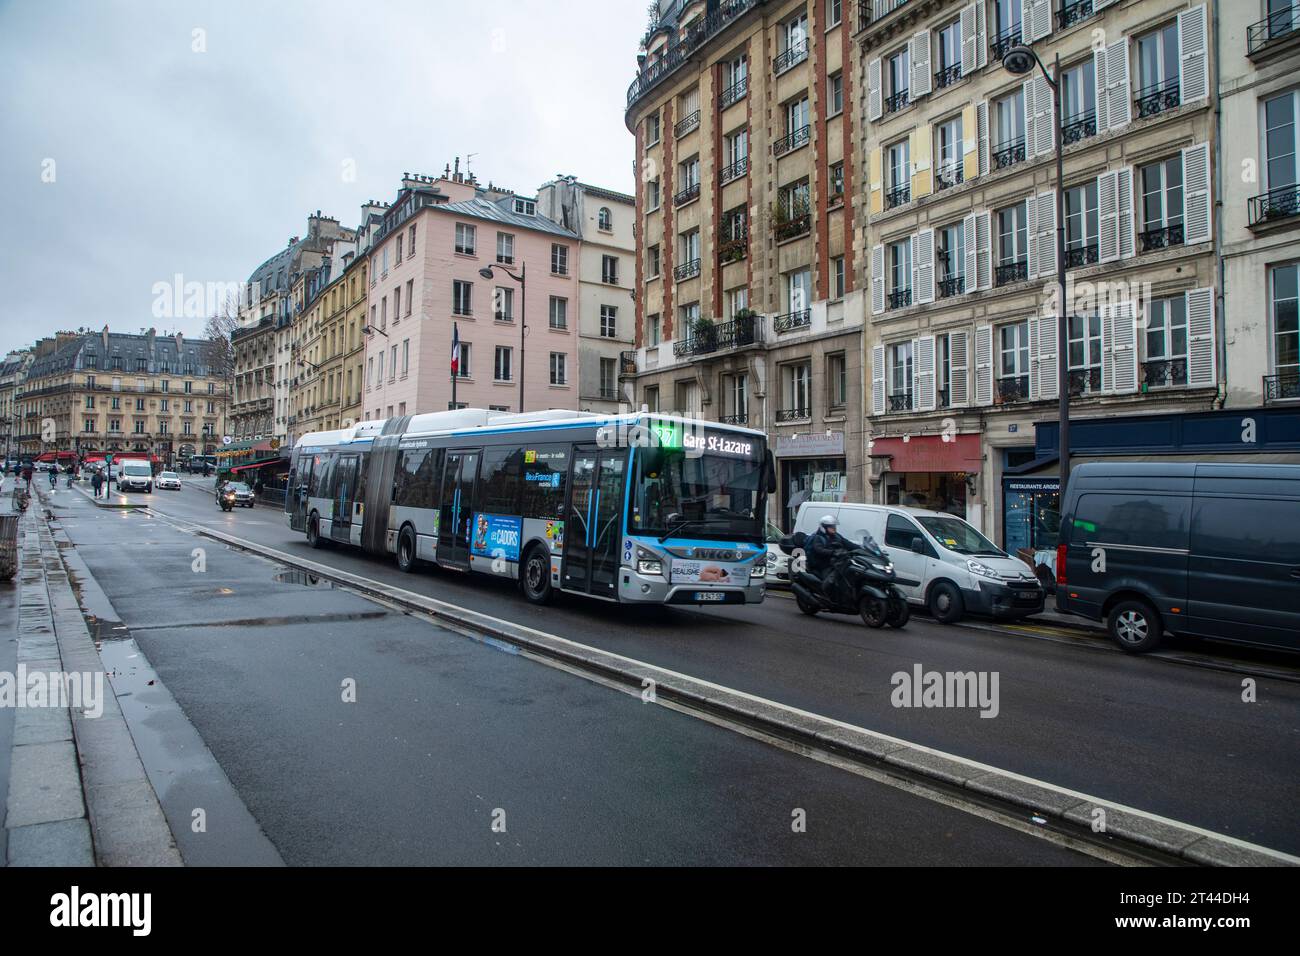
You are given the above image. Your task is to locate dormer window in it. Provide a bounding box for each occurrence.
[513,198,536,215]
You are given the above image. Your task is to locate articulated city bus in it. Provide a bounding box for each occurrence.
[285,407,775,606]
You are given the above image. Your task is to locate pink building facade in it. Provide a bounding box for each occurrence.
[362,173,580,419]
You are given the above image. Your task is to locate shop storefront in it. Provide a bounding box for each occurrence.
[870,434,983,526]
[774,432,846,531]
[1002,476,1060,555]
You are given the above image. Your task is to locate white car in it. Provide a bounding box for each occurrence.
[155,471,182,490]
[763,522,793,587]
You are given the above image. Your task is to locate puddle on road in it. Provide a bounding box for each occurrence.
[272,570,337,589]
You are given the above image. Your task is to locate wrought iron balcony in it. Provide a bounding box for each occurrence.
[775,406,811,423]
[937,275,965,299]
[719,156,749,184]
[1064,244,1099,268]
[626,0,759,110]
[717,413,749,425]
[885,183,911,209]
[1249,184,1300,226]
[1068,367,1102,397]
[888,391,913,412]
[990,25,1021,63]
[1142,357,1187,389]
[719,75,749,110]
[995,376,1030,404]
[773,309,811,333]
[887,288,912,310]
[672,313,762,357]
[1139,223,1185,252]
[773,124,811,157]
[674,110,701,138]
[1136,77,1180,118]
[934,64,962,90]
[774,213,811,242]
[773,40,808,75]
[673,258,701,281]
[674,182,701,206]
[1248,5,1300,56]
[858,0,911,32]
[619,351,637,376]
[935,161,964,192]
[718,231,748,264]
[1061,111,1097,145]
[884,90,910,114]
[995,261,1028,286]
[1264,372,1300,401]
[993,137,1027,170]
[1059,0,1094,30]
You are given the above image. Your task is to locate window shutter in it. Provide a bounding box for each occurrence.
[960,5,978,78]
[911,125,933,198]
[908,338,919,406]
[1182,143,1212,245]
[949,331,969,407]
[1031,74,1054,158]
[910,31,932,98]
[975,1,987,69]
[1037,314,1059,400]
[1110,300,1138,393]
[871,244,886,315]
[1105,37,1131,130]
[976,211,993,291]
[1178,4,1208,104]
[1028,314,1040,399]
[1033,191,1056,280]
[1117,167,1135,259]
[915,229,936,304]
[916,335,937,411]
[871,344,886,416]
[1093,46,1109,133]
[1023,0,1052,44]
[964,212,979,291]
[974,325,994,406]
[869,146,884,215]
[976,100,990,177]
[1098,170,1119,264]
[1022,79,1038,158]
[1186,288,1216,387]
[1026,196,1039,278]
[868,57,883,122]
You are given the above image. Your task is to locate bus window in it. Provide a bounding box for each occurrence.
[480,445,523,514]
[520,444,568,519]
[395,446,439,508]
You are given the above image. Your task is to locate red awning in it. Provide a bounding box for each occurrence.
[870,434,982,473]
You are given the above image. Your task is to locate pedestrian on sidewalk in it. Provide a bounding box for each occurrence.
[91,469,103,498]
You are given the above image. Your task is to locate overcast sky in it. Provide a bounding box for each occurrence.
[0,0,641,355]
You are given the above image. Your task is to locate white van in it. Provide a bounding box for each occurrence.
[116,460,154,493]
[792,502,1044,623]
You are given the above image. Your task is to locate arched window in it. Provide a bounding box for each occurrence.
[598,206,612,231]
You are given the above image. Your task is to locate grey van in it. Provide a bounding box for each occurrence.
[1056,462,1300,653]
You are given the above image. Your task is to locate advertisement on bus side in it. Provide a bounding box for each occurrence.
[471,513,522,562]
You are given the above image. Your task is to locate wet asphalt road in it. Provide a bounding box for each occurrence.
[44,482,1100,865]
[109,479,1300,856]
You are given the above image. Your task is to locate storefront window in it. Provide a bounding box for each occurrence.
[780,457,846,530]
[886,472,966,517]
[1003,477,1061,555]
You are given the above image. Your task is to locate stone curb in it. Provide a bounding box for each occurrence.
[177,519,1299,868]
[69,484,147,510]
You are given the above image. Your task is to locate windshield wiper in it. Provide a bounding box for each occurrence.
[659,518,705,542]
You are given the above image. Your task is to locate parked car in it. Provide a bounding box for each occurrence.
[155,471,182,491]
[791,501,1044,623]
[217,481,255,508]
[763,522,792,586]
[1056,462,1300,654]
[116,460,154,493]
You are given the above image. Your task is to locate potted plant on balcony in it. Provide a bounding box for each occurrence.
[771,196,811,241]
[733,308,758,346]
[691,317,717,354]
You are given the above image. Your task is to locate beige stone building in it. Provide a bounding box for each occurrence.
[624,0,867,529]
[290,251,368,439]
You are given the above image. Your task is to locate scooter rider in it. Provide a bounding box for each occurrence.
[806,515,850,596]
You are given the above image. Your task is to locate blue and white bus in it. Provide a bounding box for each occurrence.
[286,407,776,606]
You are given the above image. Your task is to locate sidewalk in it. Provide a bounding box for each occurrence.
[2,482,180,865]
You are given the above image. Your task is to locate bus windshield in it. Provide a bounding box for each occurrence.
[630,444,765,542]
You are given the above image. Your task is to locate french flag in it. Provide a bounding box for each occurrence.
[450,322,459,375]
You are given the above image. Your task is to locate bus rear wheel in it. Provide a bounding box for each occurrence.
[520,546,553,605]
[396,526,418,573]
[307,514,325,549]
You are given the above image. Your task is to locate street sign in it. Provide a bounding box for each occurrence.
[222,435,232,445]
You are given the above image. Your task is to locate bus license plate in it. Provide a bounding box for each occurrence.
[694,591,726,602]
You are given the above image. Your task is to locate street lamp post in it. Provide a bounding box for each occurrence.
[479,262,527,413]
[1001,45,1070,499]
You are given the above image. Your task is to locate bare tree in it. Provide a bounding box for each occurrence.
[202,291,240,447]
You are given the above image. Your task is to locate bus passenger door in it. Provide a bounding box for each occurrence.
[436,449,479,570]
[562,446,625,598]
[291,456,313,532]
[331,455,359,543]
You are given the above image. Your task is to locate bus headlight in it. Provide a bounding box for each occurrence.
[637,559,663,575]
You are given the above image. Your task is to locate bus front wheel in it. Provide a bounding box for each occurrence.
[520,546,553,605]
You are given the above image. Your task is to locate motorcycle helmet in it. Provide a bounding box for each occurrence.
[819,514,837,530]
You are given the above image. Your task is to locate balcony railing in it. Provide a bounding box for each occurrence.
[1064,244,1100,268]
[935,161,964,192]
[773,309,811,333]
[1248,5,1300,56]
[885,183,911,209]
[719,75,749,110]
[672,314,762,357]
[993,137,1027,170]
[888,391,913,412]
[887,288,913,310]
[938,275,965,299]
[1264,372,1300,401]
[719,156,749,184]
[934,64,962,90]
[620,351,637,376]
[674,110,701,138]
[884,90,910,114]
[718,231,748,264]
[995,376,1030,404]
[773,124,811,157]
[626,0,758,110]
[1136,77,1181,118]
[717,413,749,425]
[774,213,812,242]
[1061,111,1097,145]
[1139,223,1185,252]
[673,258,701,282]
[775,406,811,423]
[1068,367,1102,397]
[1059,0,1094,30]
[858,0,911,32]
[674,182,701,206]
[990,25,1022,63]
[1248,184,1300,226]
[773,40,808,75]
[995,261,1028,286]
[1142,357,1187,389]
[937,386,951,408]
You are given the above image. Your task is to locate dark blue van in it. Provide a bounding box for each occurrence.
[1055,462,1300,653]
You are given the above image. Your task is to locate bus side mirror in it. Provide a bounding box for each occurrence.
[764,450,777,494]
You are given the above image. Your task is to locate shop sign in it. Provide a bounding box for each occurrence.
[775,432,844,458]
